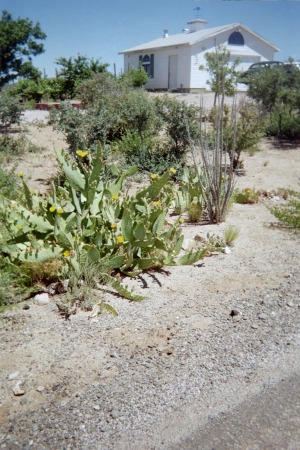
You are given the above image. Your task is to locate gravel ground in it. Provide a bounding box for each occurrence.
[1,96,300,449]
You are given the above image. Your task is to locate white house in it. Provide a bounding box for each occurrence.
[119,19,280,91]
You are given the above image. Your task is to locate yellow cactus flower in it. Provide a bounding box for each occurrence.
[17,172,23,178]
[112,194,119,200]
[49,205,56,212]
[30,189,35,195]
[57,208,64,214]
[76,150,89,158]
[169,168,176,175]
[17,224,23,230]
[111,223,117,229]
[116,235,124,244]
[150,173,158,180]
[179,218,185,224]
[63,250,70,257]
[153,201,160,207]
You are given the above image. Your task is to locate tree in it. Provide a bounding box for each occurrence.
[247,65,300,138]
[202,45,239,105]
[55,55,109,98]
[0,10,46,88]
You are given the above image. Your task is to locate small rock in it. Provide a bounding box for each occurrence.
[251,324,258,329]
[22,304,30,310]
[8,372,19,381]
[94,405,101,411]
[230,309,239,317]
[224,246,231,254]
[33,293,50,306]
[258,313,268,321]
[13,381,25,396]
[287,302,294,307]
[36,386,45,392]
[110,409,118,419]
[110,352,119,358]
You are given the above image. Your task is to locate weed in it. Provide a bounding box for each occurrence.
[224,224,239,246]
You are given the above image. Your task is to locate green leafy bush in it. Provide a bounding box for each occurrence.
[114,131,185,174]
[154,95,200,157]
[119,67,148,87]
[247,65,300,139]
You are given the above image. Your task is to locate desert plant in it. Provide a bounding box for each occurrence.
[234,188,259,204]
[187,98,236,223]
[270,191,300,229]
[173,167,203,218]
[0,146,208,303]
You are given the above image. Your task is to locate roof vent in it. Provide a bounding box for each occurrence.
[163,29,169,38]
[182,28,189,34]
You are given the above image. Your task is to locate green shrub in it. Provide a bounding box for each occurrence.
[234,188,259,204]
[247,65,300,139]
[0,167,20,199]
[52,78,160,153]
[119,67,148,87]
[271,191,300,229]
[115,131,185,174]
[154,95,200,157]
[0,93,23,127]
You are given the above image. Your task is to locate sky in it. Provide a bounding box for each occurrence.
[1,0,300,77]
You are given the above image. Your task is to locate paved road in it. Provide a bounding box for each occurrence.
[176,373,300,450]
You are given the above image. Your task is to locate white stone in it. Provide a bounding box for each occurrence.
[33,293,50,305]
[8,372,20,381]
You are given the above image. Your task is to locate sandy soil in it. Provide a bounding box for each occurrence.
[0,99,300,449]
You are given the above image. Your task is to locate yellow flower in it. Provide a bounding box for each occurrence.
[112,194,119,200]
[116,235,124,244]
[57,208,64,214]
[17,172,23,178]
[17,224,23,230]
[76,150,89,158]
[153,201,160,207]
[111,223,117,229]
[169,168,176,175]
[49,205,56,212]
[179,218,185,224]
[150,173,158,180]
[30,189,35,195]
[63,250,70,257]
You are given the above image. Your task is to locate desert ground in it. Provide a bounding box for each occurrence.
[1,94,300,449]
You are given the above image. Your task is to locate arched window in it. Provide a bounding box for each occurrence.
[228,31,244,46]
[139,54,154,78]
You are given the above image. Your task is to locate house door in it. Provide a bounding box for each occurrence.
[168,55,178,90]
